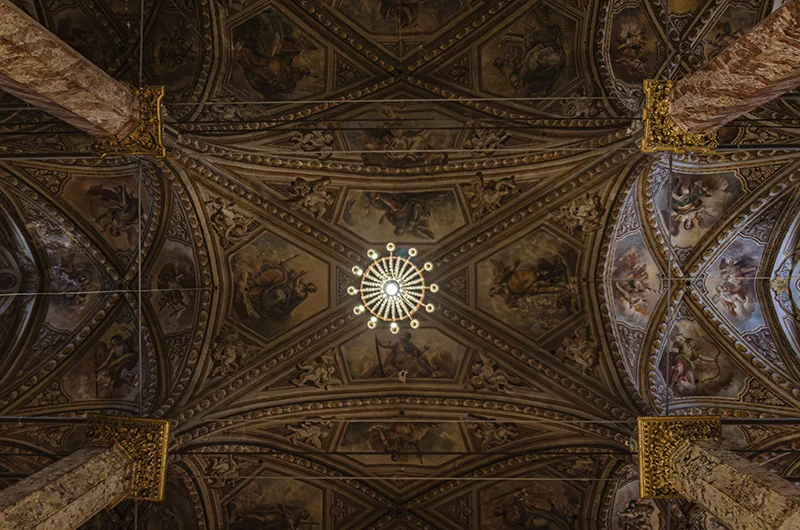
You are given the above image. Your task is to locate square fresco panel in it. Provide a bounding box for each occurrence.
[477,229,579,339]
[231,231,329,340]
[340,326,468,380]
[338,189,465,243]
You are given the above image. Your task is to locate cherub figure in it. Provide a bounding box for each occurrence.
[292,348,341,389]
[466,351,520,392]
[286,177,335,219]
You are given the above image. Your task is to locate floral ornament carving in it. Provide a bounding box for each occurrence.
[205,196,255,247]
[285,417,334,449]
[86,414,170,501]
[206,454,238,489]
[641,80,718,154]
[93,85,166,158]
[465,350,520,392]
[462,172,520,221]
[556,325,599,374]
[637,415,720,498]
[289,125,335,159]
[285,177,335,219]
[292,348,342,390]
[551,193,604,235]
[210,330,257,377]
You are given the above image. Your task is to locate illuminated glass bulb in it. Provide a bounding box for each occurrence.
[390,322,399,334]
[367,320,376,329]
[429,283,439,293]
[384,281,400,296]
[408,248,418,257]
[425,303,435,313]
[352,266,363,276]
[347,286,358,296]
[386,242,396,252]
[424,262,433,271]
[410,319,420,329]
[367,249,378,259]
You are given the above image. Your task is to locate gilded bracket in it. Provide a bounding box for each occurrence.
[641,79,718,155]
[87,414,170,501]
[638,415,721,499]
[93,85,166,159]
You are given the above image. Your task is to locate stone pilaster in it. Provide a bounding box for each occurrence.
[670,0,800,133]
[0,0,165,157]
[671,441,800,530]
[0,415,169,530]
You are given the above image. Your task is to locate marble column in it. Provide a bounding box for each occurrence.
[0,0,165,157]
[0,0,139,138]
[670,440,800,530]
[0,415,169,530]
[670,0,800,133]
[0,444,134,530]
[638,416,800,530]
[642,0,800,153]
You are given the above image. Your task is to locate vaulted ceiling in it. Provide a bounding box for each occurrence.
[1,0,800,528]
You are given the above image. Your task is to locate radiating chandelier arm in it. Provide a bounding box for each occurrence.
[348,243,438,333]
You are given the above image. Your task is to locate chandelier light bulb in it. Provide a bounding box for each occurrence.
[425,303,435,313]
[347,243,438,332]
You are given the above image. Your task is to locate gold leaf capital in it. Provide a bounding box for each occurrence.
[637,415,721,498]
[93,85,166,159]
[641,80,718,155]
[87,414,170,501]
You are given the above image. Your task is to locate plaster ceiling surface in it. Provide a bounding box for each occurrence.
[1,0,800,528]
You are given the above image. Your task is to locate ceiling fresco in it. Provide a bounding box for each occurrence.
[1,0,800,528]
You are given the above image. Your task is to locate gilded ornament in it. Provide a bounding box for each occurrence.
[637,415,720,498]
[641,80,718,155]
[93,86,166,159]
[87,414,170,501]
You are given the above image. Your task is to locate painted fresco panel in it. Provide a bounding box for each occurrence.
[340,327,467,380]
[339,189,465,243]
[231,231,329,340]
[477,229,579,339]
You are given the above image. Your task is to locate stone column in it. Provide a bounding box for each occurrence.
[0,415,169,530]
[671,441,800,530]
[638,416,800,530]
[0,0,165,157]
[641,0,800,153]
[670,0,800,133]
[0,444,134,530]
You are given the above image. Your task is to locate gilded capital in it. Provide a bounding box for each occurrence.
[637,415,721,499]
[87,414,171,501]
[641,80,718,155]
[93,85,166,159]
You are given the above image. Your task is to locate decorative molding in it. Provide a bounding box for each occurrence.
[637,415,721,498]
[87,414,171,501]
[641,80,718,154]
[93,86,166,159]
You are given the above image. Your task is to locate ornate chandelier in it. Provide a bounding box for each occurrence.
[348,243,438,334]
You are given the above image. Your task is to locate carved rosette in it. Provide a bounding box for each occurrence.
[641,80,718,155]
[637,415,721,499]
[93,85,166,159]
[87,414,170,501]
